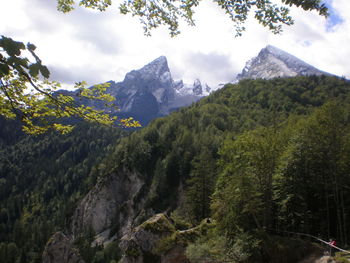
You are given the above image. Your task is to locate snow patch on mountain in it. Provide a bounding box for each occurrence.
[235,45,330,81]
[174,79,212,97]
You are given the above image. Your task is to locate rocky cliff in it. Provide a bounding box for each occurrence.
[71,169,148,242]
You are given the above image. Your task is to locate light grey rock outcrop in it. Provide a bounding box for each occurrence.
[236,45,329,81]
[42,232,85,263]
[71,170,145,239]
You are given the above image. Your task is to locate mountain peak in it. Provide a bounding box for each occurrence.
[138,56,169,77]
[123,56,171,85]
[153,55,167,63]
[236,45,328,81]
[264,44,282,53]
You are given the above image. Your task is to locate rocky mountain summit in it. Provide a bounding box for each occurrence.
[236,45,329,81]
[69,46,331,125]
[82,56,212,125]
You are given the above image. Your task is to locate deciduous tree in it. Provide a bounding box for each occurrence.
[0,36,140,134]
[57,0,328,36]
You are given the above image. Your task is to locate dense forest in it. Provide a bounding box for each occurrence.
[105,75,350,262]
[1,75,350,262]
[0,122,128,263]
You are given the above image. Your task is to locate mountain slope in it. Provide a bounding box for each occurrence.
[236,45,330,81]
[0,122,128,263]
[57,75,350,263]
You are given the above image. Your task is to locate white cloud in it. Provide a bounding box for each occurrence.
[1,0,350,88]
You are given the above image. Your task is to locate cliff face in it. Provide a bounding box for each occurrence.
[42,178,196,263]
[42,169,151,262]
[71,169,146,241]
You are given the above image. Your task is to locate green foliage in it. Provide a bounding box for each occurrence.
[149,216,212,256]
[213,99,350,257]
[3,75,350,262]
[334,252,350,263]
[106,75,350,230]
[185,228,260,263]
[261,235,322,263]
[212,125,289,236]
[74,227,121,263]
[154,219,212,254]
[183,148,217,223]
[141,214,176,234]
[0,121,127,262]
[169,211,192,230]
[57,0,327,36]
[154,229,198,254]
[0,36,140,134]
[74,226,98,263]
[274,102,350,242]
[124,245,141,258]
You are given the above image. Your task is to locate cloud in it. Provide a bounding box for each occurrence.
[183,52,238,85]
[48,64,105,87]
[323,0,344,31]
[21,0,121,55]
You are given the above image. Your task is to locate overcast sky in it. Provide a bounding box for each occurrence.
[1,0,349,88]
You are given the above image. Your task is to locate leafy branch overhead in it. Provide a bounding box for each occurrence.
[57,0,328,36]
[0,36,140,134]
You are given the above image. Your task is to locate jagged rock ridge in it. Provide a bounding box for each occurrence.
[236,45,330,81]
[90,56,212,125]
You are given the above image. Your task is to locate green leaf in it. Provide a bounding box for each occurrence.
[0,62,10,77]
[39,65,50,78]
[0,36,25,57]
[28,63,41,78]
[27,43,37,51]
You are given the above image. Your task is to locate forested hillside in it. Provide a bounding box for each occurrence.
[2,75,350,263]
[101,75,350,262]
[0,123,128,263]
[108,75,350,219]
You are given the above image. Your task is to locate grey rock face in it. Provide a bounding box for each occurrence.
[42,232,85,263]
[116,56,175,113]
[112,57,212,117]
[192,79,203,95]
[236,45,329,81]
[169,79,213,111]
[43,170,148,263]
[58,56,212,124]
[71,170,145,239]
